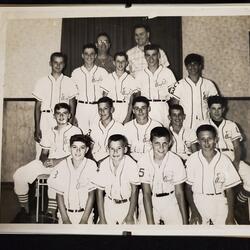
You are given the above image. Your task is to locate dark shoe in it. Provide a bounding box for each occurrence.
[42,212,58,224]
[11,207,30,223]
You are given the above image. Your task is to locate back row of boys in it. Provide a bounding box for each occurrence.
[13,24,250,224]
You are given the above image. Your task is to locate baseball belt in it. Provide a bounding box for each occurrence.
[149,99,166,102]
[155,190,174,197]
[205,192,222,196]
[66,208,84,213]
[107,196,128,204]
[78,100,97,104]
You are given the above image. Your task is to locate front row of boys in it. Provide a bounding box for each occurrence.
[13,95,247,224]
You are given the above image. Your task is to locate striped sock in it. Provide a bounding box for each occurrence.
[237,191,248,203]
[17,194,28,205]
[47,199,57,216]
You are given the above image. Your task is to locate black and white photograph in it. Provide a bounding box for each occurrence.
[0,4,250,236]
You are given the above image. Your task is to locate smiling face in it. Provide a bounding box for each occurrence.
[114,55,128,72]
[152,136,170,160]
[169,108,185,128]
[145,49,160,68]
[186,61,202,77]
[50,56,65,75]
[198,130,218,153]
[71,141,88,162]
[54,107,71,126]
[132,101,150,121]
[96,35,110,53]
[108,140,127,163]
[98,102,113,123]
[82,48,97,66]
[134,27,150,47]
[209,103,224,122]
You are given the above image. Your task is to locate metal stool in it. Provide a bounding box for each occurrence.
[35,174,49,223]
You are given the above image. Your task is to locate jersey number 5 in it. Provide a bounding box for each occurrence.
[139,168,145,177]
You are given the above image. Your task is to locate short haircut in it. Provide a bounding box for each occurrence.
[134,23,150,33]
[150,126,171,142]
[82,43,98,54]
[169,104,184,115]
[207,95,227,108]
[96,32,111,43]
[184,53,203,66]
[132,96,150,107]
[54,102,71,114]
[196,124,217,138]
[144,44,160,54]
[114,51,128,61]
[97,96,113,108]
[50,52,67,65]
[70,134,93,148]
[107,134,128,148]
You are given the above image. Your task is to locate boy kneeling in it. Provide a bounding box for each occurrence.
[48,134,97,224]
[94,134,140,224]
[185,124,241,225]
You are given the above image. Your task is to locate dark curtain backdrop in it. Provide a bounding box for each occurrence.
[61,16,182,79]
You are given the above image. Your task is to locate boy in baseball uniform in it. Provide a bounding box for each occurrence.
[90,97,124,162]
[94,134,140,224]
[135,44,176,127]
[126,24,169,77]
[33,52,77,158]
[185,124,241,225]
[168,104,198,162]
[206,95,250,224]
[101,51,139,124]
[124,96,162,162]
[13,103,82,221]
[48,134,97,224]
[138,127,188,225]
[71,43,108,133]
[169,53,218,130]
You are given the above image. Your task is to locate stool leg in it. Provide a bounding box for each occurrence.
[41,182,44,212]
[36,180,40,223]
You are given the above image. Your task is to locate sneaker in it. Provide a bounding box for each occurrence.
[12,207,30,223]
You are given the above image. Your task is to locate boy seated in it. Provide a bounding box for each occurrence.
[94,134,140,224]
[90,97,124,162]
[48,134,97,224]
[138,127,188,225]
[185,124,241,225]
[13,103,82,222]
[206,95,250,224]
[168,104,198,162]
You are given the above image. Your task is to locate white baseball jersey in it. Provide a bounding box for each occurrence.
[13,124,82,196]
[93,155,140,224]
[170,77,218,129]
[71,65,108,132]
[48,156,97,224]
[126,45,169,77]
[169,126,197,161]
[90,119,125,162]
[186,149,241,224]
[137,150,186,224]
[32,74,77,112]
[135,65,176,126]
[186,150,241,194]
[124,118,162,161]
[101,72,139,123]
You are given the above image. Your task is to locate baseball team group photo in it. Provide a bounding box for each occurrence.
[0,9,250,229]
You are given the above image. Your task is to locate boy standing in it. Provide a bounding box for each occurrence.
[48,134,97,224]
[33,52,77,157]
[168,104,198,161]
[135,44,176,127]
[124,96,162,162]
[101,52,139,124]
[185,124,241,225]
[90,97,124,162]
[206,95,250,224]
[71,44,108,133]
[170,53,218,129]
[13,103,82,219]
[138,127,188,225]
[94,134,140,224]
